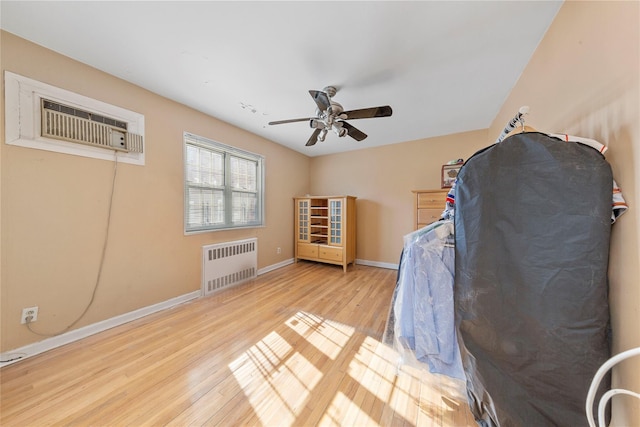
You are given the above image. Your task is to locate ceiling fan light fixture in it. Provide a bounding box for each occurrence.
[318,129,328,142]
[310,118,325,129]
[332,122,347,137]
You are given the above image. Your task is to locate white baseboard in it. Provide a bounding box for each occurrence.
[259,258,398,272]
[0,290,200,367]
[258,258,294,275]
[356,259,399,270]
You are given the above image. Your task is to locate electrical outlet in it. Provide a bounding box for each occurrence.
[21,306,38,324]
[277,247,281,254]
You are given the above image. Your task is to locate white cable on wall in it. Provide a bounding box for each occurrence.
[26,150,120,337]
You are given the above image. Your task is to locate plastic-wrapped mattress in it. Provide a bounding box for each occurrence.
[454,132,612,426]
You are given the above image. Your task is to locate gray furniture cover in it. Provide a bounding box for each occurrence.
[454,132,612,426]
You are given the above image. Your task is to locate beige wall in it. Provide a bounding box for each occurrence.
[0,31,310,351]
[489,1,639,425]
[310,130,488,265]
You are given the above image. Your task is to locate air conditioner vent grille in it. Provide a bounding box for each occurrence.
[126,133,144,153]
[41,99,143,153]
[43,99,128,130]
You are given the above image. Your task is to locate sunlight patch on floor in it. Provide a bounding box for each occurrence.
[227,311,469,426]
[348,336,407,401]
[320,391,377,427]
[286,311,355,360]
[229,311,356,426]
[228,312,357,425]
[229,329,323,425]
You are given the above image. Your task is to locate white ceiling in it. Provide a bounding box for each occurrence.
[1,1,562,157]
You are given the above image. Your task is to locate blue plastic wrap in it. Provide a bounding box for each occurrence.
[391,220,466,381]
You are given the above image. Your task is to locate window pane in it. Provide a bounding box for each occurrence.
[187,187,224,227]
[230,156,256,191]
[186,145,223,186]
[211,151,224,186]
[186,145,199,184]
[199,149,212,185]
[232,191,257,224]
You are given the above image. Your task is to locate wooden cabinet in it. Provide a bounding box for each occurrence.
[412,189,448,230]
[294,196,356,272]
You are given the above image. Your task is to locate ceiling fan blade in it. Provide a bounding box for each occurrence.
[309,90,331,112]
[341,122,368,141]
[268,117,313,125]
[305,128,322,146]
[342,105,393,120]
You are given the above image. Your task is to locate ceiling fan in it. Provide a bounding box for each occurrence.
[268,86,393,146]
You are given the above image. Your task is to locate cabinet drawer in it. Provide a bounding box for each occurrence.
[297,243,318,258]
[417,192,447,209]
[319,246,343,261]
[417,208,442,225]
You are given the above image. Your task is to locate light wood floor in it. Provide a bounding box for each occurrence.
[0,262,475,426]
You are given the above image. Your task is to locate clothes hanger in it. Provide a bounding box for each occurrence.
[505,125,537,138]
[504,111,537,139]
[496,106,539,142]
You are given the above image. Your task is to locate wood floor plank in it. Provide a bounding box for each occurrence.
[0,262,475,426]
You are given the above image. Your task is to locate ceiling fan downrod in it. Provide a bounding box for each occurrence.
[323,86,337,98]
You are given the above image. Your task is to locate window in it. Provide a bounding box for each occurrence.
[184,132,264,233]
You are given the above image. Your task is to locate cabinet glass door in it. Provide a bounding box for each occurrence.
[329,199,342,245]
[298,199,309,242]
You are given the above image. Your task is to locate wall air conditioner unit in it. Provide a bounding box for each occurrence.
[5,71,145,165]
[41,99,143,153]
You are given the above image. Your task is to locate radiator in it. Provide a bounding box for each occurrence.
[202,238,257,296]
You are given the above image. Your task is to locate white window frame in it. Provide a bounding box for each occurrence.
[184,132,265,233]
[4,71,145,165]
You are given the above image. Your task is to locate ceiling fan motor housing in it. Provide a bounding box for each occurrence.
[328,101,343,116]
[323,86,337,98]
